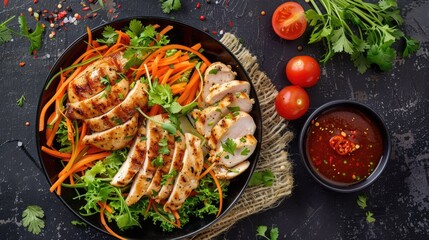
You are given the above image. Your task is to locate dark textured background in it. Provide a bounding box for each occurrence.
[0,0,428,239]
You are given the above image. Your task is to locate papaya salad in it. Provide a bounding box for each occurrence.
[38,19,257,238]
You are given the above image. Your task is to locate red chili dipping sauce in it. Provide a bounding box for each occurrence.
[305,107,383,185]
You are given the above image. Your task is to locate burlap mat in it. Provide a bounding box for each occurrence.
[194,33,294,239]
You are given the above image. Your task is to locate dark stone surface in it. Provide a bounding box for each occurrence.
[0,0,427,239]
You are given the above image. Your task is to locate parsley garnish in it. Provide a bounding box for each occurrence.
[240,137,247,143]
[227,106,240,112]
[71,220,87,227]
[22,205,45,235]
[256,225,279,240]
[240,148,250,156]
[152,155,164,167]
[222,138,237,155]
[306,0,419,73]
[140,136,148,142]
[158,138,171,155]
[357,195,367,209]
[366,211,376,223]
[96,25,117,46]
[0,16,44,54]
[161,169,178,186]
[248,170,275,187]
[17,95,26,107]
[160,0,182,14]
[208,69,219,75]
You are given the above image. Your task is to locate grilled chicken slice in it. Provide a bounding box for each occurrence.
[145,131,176,198]
[209,134,257,168]
[65,78,129,120]
[207,111,256,150]
[154,132,186,203]
[164,133,204,212]
[110,121,147,187]
[212,161,250,180]
[82,114,138,150]
[68,52,127,103]
[205,80,250,105]
[126,114,168,206]
[192,92,254,137]
[203,62,236,100]
[85,80,149,132]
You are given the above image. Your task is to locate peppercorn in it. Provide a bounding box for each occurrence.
[25,122,30,126]
[206,0,211,3]
[297,45,303,51]
[66,6,72,11]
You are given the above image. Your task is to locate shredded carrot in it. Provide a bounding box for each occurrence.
[98,201,113,213]
[199,162,217,180]
[86,26,92,51]
[172,209,181,228]
[145,199,153,215]
[204,163,223,217]
[100,207,126,240]
[157,25,173,41]
[41,146,72,159]
[50,152,111,193]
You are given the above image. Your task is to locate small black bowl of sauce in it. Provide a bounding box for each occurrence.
[299,100,391,193]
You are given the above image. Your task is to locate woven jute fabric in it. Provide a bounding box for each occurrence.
[194,33,294,239]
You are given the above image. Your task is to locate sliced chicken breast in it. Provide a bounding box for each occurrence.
[126,114,168,206]
[205,80,250,105]
[207,111,256,150]
[213,161,250,180]
[203,62,236,100]
[82,114,138,150]
[192,92,254,137]
[209,134,257,168]
[145,131,176,198]
[85,80,149,132]
[164,133,204,212]
[65,78,129,120]
[110,121,147,187]
[68,52,127,103]
[154,132,186,203]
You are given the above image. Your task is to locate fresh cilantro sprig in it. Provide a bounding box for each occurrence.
[137,62,203,135]
[22,205,45,235]
[71,220,87,227]
[160,0,182,14]
[256,225,279,240]
[356,195,376,223]
[222,138,237,156]
[161,169,178,186]
[248,170,275,187]
[16,95,26,107]
[357,195,367,209]
[96,20,169,69]
[0,15,44,54]
[306,0,419,73]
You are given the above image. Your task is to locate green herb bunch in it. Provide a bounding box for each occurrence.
[306,0,419,73]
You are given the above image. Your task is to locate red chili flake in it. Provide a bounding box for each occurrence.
[33,0,38,3]
[82,6,90,11]
[117,4,121,9]
[225,0,230,6]
[196,2,201,8]
[43,9,49,13]
[113,14,118,19]
[92,13,98,18]
[329,156,333,165]
[89,0,94,3]
[228,21,233,27]
[108,8,114,14]
[199,15,205,21]
[56,10,67,20]
[19,61,26,67]
[212,30,217,35]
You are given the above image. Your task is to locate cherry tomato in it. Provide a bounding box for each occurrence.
[272,2,307,40]
[286,56,321,88]
[275,85,310,120]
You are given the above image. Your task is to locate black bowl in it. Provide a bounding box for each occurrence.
[299,100,390,193]
[36,16,262,239]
